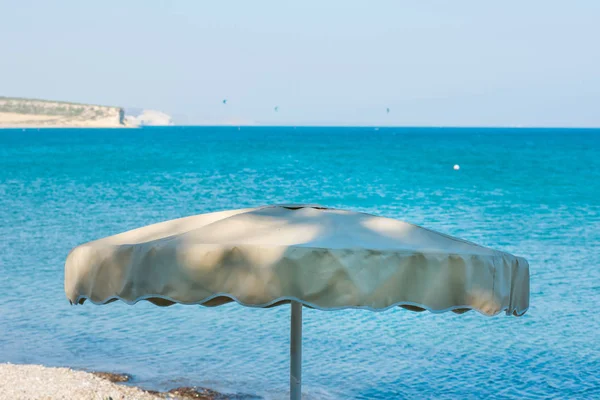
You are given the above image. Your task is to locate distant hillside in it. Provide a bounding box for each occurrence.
[0,97,128,128]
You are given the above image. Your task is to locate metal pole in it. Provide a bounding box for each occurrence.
[290,301,302,400]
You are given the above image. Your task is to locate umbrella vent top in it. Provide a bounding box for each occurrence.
[276,204,329,210]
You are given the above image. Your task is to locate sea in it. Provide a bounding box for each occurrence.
[0,126,599,399]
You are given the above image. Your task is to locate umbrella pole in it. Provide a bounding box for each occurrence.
[290,301,302,400]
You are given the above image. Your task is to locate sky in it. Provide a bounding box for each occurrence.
[1,0,599,127]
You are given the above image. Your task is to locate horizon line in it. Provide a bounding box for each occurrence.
[146,124,600,130]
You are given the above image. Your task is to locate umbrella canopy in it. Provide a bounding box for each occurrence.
[66,204,528,315]
[65,204,530,398]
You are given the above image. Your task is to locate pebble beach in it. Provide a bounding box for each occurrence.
[0,364,229,400]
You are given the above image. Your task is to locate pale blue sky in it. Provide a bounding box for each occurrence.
[1,1,599,126]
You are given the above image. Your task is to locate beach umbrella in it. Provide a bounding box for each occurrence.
[65,204,530,400]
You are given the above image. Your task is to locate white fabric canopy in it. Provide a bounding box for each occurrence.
[65,204,529,316]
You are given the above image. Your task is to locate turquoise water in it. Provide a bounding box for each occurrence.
[0,127,599,399]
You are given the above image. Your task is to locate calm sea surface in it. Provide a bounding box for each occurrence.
[0,127,599,399]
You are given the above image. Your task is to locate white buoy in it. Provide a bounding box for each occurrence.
[453,164,460,170]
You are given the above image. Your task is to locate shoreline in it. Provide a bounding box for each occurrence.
[0,363,235,400]
[0,125,135,129]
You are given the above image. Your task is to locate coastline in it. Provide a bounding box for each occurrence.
[0,363,233,400]
[0,125,135,129]
[0,97,172,128]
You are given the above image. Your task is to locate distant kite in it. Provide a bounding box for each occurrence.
[222,99,228,105]
[386,108,390,114]
[274,106,279,112]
